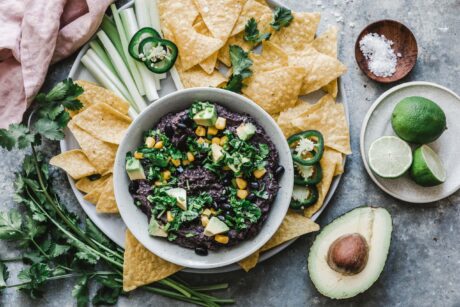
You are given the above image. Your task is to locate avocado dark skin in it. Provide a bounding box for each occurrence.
[327,233,369,275]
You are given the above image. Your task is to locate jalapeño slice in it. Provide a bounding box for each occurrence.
[294,162,322,185]
[139,37,178,73]
[290,185,319,210]
[288,130,324,166]
[128,27,161,61]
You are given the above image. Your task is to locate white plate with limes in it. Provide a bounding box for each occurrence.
[361,81,460,203]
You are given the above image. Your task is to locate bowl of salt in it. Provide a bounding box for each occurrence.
[355,20,418,83]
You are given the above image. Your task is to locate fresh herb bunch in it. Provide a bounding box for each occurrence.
[244,18,271,44]
[270,7,293,31]
[0,79,234,306]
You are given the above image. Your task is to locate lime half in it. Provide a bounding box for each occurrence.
[410,145,446,186]
[368,136,413,178]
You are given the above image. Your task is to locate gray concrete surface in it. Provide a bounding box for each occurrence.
[1,0,459,306]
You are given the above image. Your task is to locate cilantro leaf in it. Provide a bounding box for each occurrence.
[33,118,64,141]
[0,124,35,150]
[271,7,293,31]
[0,262,9,289]
[224,45,253,93]
[18,263,53,299]
[244,18,271,43]
[92,285,122,305]
[0,211,23,240]
[47,243,71,258]
[72,275,89,307]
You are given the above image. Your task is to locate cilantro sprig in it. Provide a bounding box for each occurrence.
[0,79,234,306]
[244,18,271,44]
[270,7,294,31]
[224,45,253,93]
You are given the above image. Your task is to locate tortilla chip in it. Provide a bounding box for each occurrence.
[288,45,347,95]
[96,176,118,214]
[72,80,130,117]
[304,148,342,217]
[238,251,260,272]
[177,61,227,88]
[193,19,218,74]
[231,0,272,36]
[193,0,245,41]
[82,176,110,205]
[158,0,198,29]
[261,211,320,251]
[123,230,183,291]
[333,150,344,176]
[218,32,253,67]
[171,23,224,71]
[311,27,339,97]
[242,66,305,114]
[277,97,329,138]
[270,12,321,53]
[72,103,132,145]
[292,95,351,154]
[50,149,98,180]
[250,41,288,74]
[67,120,117,174]
[75,174,110,194]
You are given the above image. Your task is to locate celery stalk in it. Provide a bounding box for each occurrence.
[148,0,167,81]
[120,8,159,102]
[89,40,118,77]
[100,16,126,65]
[97,30,147,112]
[111,4,146,96]
[86,49,133,102]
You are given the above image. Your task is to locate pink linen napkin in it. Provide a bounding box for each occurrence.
[0,0,113,128]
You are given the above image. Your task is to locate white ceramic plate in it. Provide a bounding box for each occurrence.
[361,81,460,203]
[63,0,349,272]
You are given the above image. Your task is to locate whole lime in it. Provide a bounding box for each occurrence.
[391,96,447,144]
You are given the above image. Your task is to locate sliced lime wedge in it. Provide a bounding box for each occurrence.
[368,136,413,178]
[410,145,446,186]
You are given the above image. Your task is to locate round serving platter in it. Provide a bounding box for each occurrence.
[63,0,349,274]
[360,81,460,203]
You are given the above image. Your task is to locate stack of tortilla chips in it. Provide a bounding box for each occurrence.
[50,80,132,214]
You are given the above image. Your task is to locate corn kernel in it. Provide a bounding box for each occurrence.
[237,189,248,199]
[154,180,163,186]
[207,126,218,136]
[202,208,212,216]
[182,160,190,166]
[134,152,143,159]
[167,211,174,222]
[210,208,217,216]
[162,170,171,180]
[214,234,229,244]
[197,137,206,145]
[223,166,231,171]
[219,136,228,146]
[187,152,195,162]
[253,168,267,179]
[215,117,227,130]
[195,126,206,137]
[154,141,164,149]
[235,178,247,190]
[145,137,156,148]
[201,215,209,227]
[211,137,221,144]
[171,159,181,167]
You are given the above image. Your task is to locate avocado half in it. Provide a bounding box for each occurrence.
[308,207,392,299]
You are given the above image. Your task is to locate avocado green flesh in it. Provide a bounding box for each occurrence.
[193,107,217,126]
[126,158,146,180]
[308,207,392,299]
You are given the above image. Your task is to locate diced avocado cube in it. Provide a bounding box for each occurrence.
[126,157,146,180]
[203,217,229,236]
[236,123,256,141]
[166,187,187,210]
[193,105,217,127]
[148,219,167,237]
[211,143,224,163]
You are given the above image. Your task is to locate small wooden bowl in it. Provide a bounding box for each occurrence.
[355,20,418,83]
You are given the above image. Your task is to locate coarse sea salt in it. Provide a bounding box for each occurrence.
[359,33,398,77]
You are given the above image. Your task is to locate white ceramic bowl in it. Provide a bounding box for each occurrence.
[114,87,293,269]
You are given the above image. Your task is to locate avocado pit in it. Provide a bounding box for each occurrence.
[327,233,369,275]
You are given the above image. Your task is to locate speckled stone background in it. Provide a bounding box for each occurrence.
[1,0,459,306]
